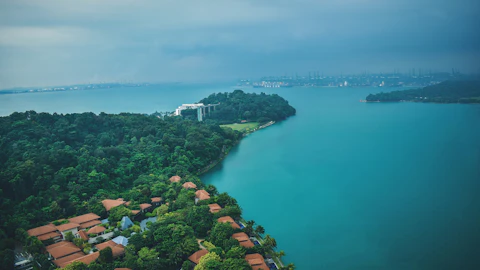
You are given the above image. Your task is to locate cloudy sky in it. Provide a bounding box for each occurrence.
[0,0,479,88]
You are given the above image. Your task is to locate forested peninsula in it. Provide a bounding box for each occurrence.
[365,80,480,103]
[0,91,296,270]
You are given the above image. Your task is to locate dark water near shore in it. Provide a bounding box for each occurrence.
[2,85,479,269]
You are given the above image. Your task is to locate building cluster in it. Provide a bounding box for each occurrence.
[240,71,461,88]
[26,213,128,268]
[24,175,273,269]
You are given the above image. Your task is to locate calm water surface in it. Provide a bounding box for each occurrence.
[203,87,480,270]
[2,85,479,269]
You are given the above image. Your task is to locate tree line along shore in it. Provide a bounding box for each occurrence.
[365,80,480,103]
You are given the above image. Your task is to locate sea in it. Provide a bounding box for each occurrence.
[1,84,479,269]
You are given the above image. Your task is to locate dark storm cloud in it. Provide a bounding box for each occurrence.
[0,0,479,88]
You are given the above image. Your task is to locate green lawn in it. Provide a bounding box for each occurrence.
[220,122,259,132]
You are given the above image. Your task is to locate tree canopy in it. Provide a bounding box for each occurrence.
[0,91,297,270]
[0,111,241,238]
[199,90,296,124]
[365,80,480,103]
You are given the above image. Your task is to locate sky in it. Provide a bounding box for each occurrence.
[0,0,479,88]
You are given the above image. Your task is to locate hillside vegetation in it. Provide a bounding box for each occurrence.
[199,90,296,124]
[0,91,296,270]
[365,80,480,103]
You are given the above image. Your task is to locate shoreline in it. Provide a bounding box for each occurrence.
[199,120,277,174]
[198,120,285,267]
[360,99,480,104]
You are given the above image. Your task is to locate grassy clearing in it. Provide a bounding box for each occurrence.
[220,122,260,132]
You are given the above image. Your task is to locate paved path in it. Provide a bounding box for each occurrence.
[196,238,206,249]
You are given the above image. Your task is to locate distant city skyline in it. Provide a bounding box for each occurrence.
[1,68,476,91]
[1,0,479,89]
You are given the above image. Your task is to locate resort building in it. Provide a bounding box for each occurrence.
[245,253,269,270]
[232,232,255,248]
[101,199,127,212]
[95,240,126,257]
[139,203,152,213]
[217,216,240,229]
[151,197,162,206]
[87,225,105,236]
[27,224,61,242]
[69,213,101,230]
[169,175,182,183]
[78,231,89,241]
[47,238,126,268]
[208,203,222,213]
[188,249,209,265]
[27,212,102,242]
[174,103,219,121]
[120,216,134,230]
[55,223,80,239]
[54,252,100,268]
[182,182,197,189]
[195,190,210,204]
[112,236,129,246]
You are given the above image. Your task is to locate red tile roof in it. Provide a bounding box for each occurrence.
[245,253,269,270]
[140,203,152,210]
[78,220,101,229]
[208,203,222,213]
[131,210,140,215]
[102,199,126,211]
[52,252,85,267]
[46,241,82,259]
[57,252,100,268]
[95,240,117,250]
[217,216,240,229]
[182,182,197,189]
[151,197,162,203]
[78,230,89,241]
[68,213,100,225]
[87,225,105,235]
[195,190,210,201]
[27,224,57,237]
[37,231,61,241]
[46,241,72,250]
[55,223,80,232]
[95,241,125,257]
[170,175,182,183]
[232,232,255,248]
[111,245,125,257]
[188,249,208,264]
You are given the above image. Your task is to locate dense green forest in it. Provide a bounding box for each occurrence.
[365,80,480,103]
[198,90,296,124]
[0,91,296,269]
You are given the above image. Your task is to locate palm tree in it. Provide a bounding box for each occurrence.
[263,235,277,250]
[276,250,285,259]
[254,225,265,236]
[244,220,255,236]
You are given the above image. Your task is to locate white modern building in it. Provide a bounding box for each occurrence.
[174,103,219,121]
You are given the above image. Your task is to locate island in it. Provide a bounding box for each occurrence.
[365,80,480,103]
[0,91,296,270]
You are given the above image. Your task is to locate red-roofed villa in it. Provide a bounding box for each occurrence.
[217,216,240,229]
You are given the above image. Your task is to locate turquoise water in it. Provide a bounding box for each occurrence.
[202,87,480,269]
[2,85,479,269]
[0,83,234,116]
